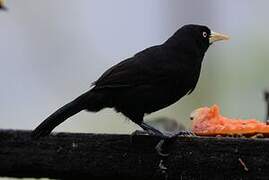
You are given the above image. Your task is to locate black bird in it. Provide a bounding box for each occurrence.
[32,24,228,140]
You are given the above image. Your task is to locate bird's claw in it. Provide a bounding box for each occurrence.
[155,140,170,157]
[155,131,195,156]
[173,130,195,137]
[133,124,195,156]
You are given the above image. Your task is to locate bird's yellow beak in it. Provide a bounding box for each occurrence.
[209,31,229,43]
[0,0,7,10]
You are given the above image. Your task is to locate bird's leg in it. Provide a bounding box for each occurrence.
[129,114,180,156]
[139,122,166,137]
[129,121,169,155]
[133,120,195,156]
[139,122,183,156]
[128,113,165,141]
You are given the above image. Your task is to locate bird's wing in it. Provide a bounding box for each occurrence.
[92,46,173,90]
[92,57,140,89]
[186,63,202,95]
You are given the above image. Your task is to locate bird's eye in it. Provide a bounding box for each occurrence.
[202,32,207,38]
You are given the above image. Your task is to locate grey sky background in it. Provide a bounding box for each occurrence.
[0,0,269,135]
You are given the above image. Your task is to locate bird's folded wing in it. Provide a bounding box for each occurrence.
[92,57,142,89]
[92,46,192,91]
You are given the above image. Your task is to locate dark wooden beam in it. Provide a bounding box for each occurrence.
[1,130,269,179]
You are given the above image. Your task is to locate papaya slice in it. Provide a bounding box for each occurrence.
[191,105,269,137]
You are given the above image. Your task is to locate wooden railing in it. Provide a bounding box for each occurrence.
[1,129,269,179]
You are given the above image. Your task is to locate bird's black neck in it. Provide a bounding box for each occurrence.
[162,39,205,66]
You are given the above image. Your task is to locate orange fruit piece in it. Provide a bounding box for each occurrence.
[191,105,269,137]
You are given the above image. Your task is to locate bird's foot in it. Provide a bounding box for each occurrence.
[140,122,166,137]
[134,123,194,156]
[173,130,195,137]
[155,130,195,157]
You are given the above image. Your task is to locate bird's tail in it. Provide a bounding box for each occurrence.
[31,91,102,139]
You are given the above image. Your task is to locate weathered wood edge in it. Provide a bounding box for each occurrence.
[1,129,269,180]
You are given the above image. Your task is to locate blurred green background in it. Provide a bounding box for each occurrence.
[0,0,269,135]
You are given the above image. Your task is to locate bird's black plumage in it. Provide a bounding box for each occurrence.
[32,24,212,139]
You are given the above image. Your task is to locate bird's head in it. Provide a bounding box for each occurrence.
[165,24,229,56]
